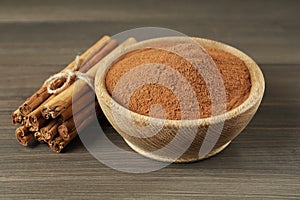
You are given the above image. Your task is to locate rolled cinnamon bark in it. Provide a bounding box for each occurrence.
[25,95,54,130]
[49,38,137,152]
[12,110,25,125]
[19,86,55,116]
[41,40,118,119]
[12,35,111,123]
[15,126,35,146]
[58,101,99,141]
[48,129,77,153]
[50,102,101,153]
[35,118,63,142]
[80,40,118,73]
[14,37,137,152]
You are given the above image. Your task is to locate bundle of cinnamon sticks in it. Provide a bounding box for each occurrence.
[12,35,136,152]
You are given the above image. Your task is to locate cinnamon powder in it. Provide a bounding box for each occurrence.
[105,46,251,120]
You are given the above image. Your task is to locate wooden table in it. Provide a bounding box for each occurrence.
[1,0,299,199]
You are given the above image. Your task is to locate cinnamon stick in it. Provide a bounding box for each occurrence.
[19,86,55,116]
[50,103,101,153]
[28,116,47,132]
[15,126,35,146]
[12,35,111,120]
[43,37,136,120]
[38,118,63,142]
[80,39,119,73]
[24,94,54,130]
[41,88,74,119]
[49,38,137,153]
[58,101,100,140]
[48,129,78,153]
[42,39,118,119]
[14,37,137,152]
[12,110,25,125]
[34,90,95,141]
[54,90,92,123]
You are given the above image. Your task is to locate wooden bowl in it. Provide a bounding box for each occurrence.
[95,37,265,163]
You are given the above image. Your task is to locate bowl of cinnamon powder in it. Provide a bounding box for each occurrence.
[95,37,265,163]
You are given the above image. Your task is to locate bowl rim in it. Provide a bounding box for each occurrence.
[95,37,265,126]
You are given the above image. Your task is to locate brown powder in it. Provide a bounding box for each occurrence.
[105,46,251,120]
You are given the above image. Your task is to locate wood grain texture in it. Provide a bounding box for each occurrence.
[0,0,299,199]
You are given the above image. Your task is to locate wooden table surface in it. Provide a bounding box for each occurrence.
[1,0,299,199]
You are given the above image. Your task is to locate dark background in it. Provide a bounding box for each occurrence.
[0,0,299,199]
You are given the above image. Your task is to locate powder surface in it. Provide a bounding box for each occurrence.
[105,45,251,120]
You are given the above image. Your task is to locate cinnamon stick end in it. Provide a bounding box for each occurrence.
[16,132,35,146]
[58,125,70,141]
